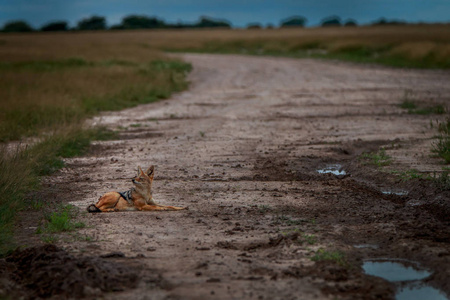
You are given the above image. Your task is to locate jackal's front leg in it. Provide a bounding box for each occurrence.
[140,204,186,211]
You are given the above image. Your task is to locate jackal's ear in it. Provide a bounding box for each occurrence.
[146,165,155,176]
[137,166,145,177]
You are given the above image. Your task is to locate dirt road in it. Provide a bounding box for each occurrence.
[14,54,450,299]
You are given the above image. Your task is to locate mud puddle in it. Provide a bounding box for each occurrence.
[362,259,431,281]
[381,190,408,196]
[363,259,448,300]
[316,164,347,176]
[396,283,448,300]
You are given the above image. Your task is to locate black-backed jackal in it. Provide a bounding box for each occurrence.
[87,165,186,212]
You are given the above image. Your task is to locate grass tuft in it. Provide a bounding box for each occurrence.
[398,91,447,115]
[390,169,429,181]
[311,249,347,266]
[432,118,450,164]
[39,205,85,233]
[360,148,392,167]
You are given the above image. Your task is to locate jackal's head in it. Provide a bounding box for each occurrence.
[132,165,155,198]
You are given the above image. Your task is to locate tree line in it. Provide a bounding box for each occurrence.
[1,14,415,33]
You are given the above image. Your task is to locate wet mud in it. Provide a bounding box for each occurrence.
[0,245,140,299]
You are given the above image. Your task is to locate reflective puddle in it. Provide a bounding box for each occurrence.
[397,283,448,300]
[353,244,379,249]
[317,164,346,176]
[381,190,408,196]
[362,259,448,300]
[362,260,431,282]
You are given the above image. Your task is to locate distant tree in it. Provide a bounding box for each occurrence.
[195,16,231,28]
[247,23,262,29]
[321,16,342,27]
[372,18,387,25]
[280,16,307,27]
[371,18,407,26]
[41,21,68,31]
[2,20,33,32]
[121,15,166,29]
[77,16,106,30]
[344,19,357,27]
[266,23,274,29]
[109,24,124,30]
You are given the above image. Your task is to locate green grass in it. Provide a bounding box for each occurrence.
[0,127,115,255]
[399,100,446,115]
[41,235,58,243]
[38,205,85,234]
[26,127,117,176]
[399,100,418,110]
[390,169,429,181]
[311,249,347,266]
[360,148,392,167]
[390,168,449,190]
[303,234,317,245]
[169,39,450,69]
[433,170,450,190]
[0,146,37,255]
[150,59,193,73]
[432,118,450,164]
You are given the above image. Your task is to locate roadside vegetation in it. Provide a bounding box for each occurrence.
[312,249,347,267]
[36,205,86,243]
[162,25,450,69]
[432,118,450,164]
[357,93,449,189]
[360,148,392,167]
[398,90,447,115]
[0,33,191,255]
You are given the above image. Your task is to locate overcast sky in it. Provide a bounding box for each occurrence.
[1,0,449,28]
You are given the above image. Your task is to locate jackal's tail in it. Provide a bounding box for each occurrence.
[87,204,101,213]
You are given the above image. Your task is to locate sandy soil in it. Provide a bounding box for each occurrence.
[5,54,450,299]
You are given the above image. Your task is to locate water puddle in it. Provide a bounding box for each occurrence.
[353,244,379,249]
[362,259,448,300]
[362,259,431,282]
[316,164,346,176]
[381,190,408,196]
[397,283,448,300]
[406,199,424,207]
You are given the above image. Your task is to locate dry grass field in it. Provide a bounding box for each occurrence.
[151,24,450,69]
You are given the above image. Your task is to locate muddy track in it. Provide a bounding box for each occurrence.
[8,54,450,299]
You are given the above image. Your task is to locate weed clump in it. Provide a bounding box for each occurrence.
[37,205,85,234]
[360,148,392,167]
[432,118,450,164]
[311,249,347,267]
